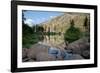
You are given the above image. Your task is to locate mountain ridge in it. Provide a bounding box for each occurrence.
[40,12,90,33]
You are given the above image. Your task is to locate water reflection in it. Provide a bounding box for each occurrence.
[42,33,64,47]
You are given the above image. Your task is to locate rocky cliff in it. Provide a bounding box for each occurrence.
[41,13,90,33]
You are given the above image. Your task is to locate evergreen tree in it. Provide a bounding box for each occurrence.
[83,16,89,31]
[22,10,26,25]
[70,19,74,27]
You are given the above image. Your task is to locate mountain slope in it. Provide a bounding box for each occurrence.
[41,13,90,33]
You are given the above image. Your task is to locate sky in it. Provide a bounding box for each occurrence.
[23,10,63,27]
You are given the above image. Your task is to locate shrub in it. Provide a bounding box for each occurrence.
[64,20,81,43]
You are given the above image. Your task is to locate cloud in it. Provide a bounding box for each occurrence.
[50,16,56,19]
[24,19,34,27]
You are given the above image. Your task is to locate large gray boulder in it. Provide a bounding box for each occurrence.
[66,37,90,58]
[27,44,50,60]
[36,52,56,61]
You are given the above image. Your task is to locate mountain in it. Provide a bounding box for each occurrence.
[40,13,90,33]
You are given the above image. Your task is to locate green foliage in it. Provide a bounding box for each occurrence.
[22,24,33,35]
[44,32,59,36]
[83,16,90,32]
[22,23,44,48]
[22,11,45,48]
[64,20,81,43]
[83,16,88,28]
[22,33,44,48]
[32,25,44,32]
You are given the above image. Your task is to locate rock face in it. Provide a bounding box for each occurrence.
[41,13,90,33]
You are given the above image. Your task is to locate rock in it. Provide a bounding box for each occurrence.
[27,44,50,59]
[28,59,35,62]
[81,50,90,59]
[48,47,64,60]
[48,47,60,55]
[22,48,28,59]
[64,53,84,60]
[66,37,90,55]
[63,53,73,60]
[22,58,35,62]
[70,54,84,60]
[56,42,67,50]
[36,52,56,61]
[67,44,81,54]
[22,58,30,62]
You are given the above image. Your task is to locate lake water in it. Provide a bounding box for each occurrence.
[41,34,65,47]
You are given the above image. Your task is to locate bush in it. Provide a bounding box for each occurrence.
[22,24,44,48]
[22,24,33,35]
[64,20,81,43]
[22,34,41,48]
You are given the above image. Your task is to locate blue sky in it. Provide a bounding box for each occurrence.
[23,10,63,27]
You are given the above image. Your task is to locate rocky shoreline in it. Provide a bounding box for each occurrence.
[22,37,90,62]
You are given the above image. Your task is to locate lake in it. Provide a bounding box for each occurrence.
[40,33,65,47]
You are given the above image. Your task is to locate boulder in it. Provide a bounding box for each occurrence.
[64,53,84,60]
[27,44,50,59]
[48,47,64,60]
[36,52,56,61]
[66,37,90,56]
[69,54,84,60]
[22,48,28,59]
[81,50,90,59]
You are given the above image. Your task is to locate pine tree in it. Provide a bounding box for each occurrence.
[83,16,88,31]
[22,10,26,25]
